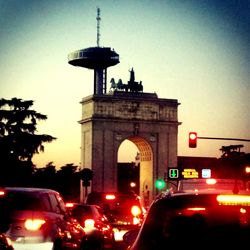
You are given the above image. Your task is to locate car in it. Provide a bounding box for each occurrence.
[86,192,146,241]
[123,187,250,249]
[66,203,115,250]
[0,233,14,250]
[177,178,246,192]
[0,187,87,250]
[0,207,13,250]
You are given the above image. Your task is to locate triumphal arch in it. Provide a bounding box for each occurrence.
[79,69,181,205]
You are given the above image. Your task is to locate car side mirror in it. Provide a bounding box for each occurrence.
[123,229,139,246]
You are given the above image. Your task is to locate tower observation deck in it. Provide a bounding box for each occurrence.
[68,8,120,95]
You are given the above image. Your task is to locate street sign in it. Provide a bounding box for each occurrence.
[168,167,212,180]
[169,168,179,178]
[182,168,199,178]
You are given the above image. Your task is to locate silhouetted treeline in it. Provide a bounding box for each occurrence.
[0,98,80,201]
[0,162,82,202]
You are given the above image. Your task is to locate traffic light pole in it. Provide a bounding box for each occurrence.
[197,137,250,142]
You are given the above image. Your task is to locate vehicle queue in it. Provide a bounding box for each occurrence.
[1,172,250,250]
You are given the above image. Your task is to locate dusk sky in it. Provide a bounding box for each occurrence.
[1,0,249,168]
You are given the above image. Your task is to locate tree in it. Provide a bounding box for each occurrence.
[218,145,249,179]
[0,98,56,185]
[56,163,80,201]
[33,162,57,189]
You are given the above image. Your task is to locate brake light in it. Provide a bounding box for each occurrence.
[84,219,95,229]
[182,207,207,216]
[240,208,247,214]
[206,178,217,185]
[65,202,75,208]
[0,190,5,196]
[186,207,206,211]
[131,205,141,217]
[217,195,250,206]
[105,194,116,200]
[24,219,46,231]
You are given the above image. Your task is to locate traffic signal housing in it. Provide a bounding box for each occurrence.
[80,168,93,187]
[189,132,197,148]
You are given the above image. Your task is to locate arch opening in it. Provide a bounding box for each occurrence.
[118,137,153,208]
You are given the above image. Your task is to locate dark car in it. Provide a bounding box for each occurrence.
[0,233,14,250]
[0,202,14,250]
[123,188,250,249]
[86,192,146,241]
[67,203,115,250]
[0,187,87,250]
[177,178,246,192]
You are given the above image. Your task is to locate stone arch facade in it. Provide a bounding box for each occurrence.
[79,91,181,204]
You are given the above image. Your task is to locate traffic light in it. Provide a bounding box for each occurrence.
[189,132,197,148]
[80,168,93,187]
[155,179,166,190]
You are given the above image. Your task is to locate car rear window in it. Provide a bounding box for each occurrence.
[87,192,142,216]
[162,194,216,209]
[0,191,43,211]
[71,205,93,219]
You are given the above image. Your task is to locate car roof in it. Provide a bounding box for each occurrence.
[87,191,140,197]
[177,178,246,191]
[73,203,101,209]
[1,187,59,194]
[155,188,250,201]
[86,191,142,204]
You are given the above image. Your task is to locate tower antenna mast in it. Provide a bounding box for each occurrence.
[68,7,119,95]
[96,7,101,47]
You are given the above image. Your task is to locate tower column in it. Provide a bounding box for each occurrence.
[94,68,107,95]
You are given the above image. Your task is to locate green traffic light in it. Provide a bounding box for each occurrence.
[155,179,166,189]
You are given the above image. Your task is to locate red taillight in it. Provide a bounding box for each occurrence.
[24,219,46,231]
[131,205,141,217]
[84,219,95,229]
[217,195,250,206]
[180,207,206,216]
[131,206,142,225]
[65,202,75,208]
[206,178,217,185]
[240,208,247,214]
[105,194,116,200]
[186,207,206,211]
[0,190,5,196]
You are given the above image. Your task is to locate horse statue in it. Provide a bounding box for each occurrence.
[109,68,143,93]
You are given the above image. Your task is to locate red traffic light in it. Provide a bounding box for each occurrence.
[189,132,197,148]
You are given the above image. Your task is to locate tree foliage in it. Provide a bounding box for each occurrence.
[0,98,88,200]
[0,98,56,184]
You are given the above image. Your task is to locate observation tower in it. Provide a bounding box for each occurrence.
[68,7,120,95]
